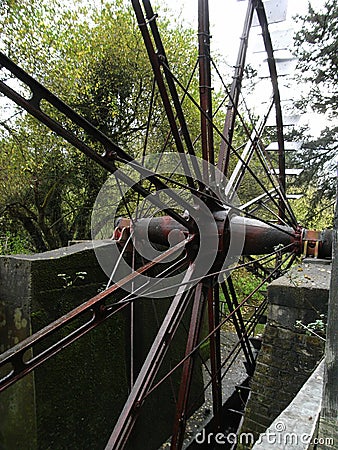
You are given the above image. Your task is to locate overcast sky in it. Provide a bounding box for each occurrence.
[164,0,313,64]
[162,0,328,136]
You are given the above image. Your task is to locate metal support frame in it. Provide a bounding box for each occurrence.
[221,278,255,375]
[207,283,223,431]
[217,0,255,176]
[255,0,287,222]
[0,1,334,448]
[171,282,205,449]
[104,263,196,450]
[198,0,214,168]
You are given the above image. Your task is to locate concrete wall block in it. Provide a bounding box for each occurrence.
[0,242,205,450]
[258,344,299,370]
[245,403,269,419]
[268,262,330,309]
[267,304,324,331]
[244,410,272,429]
[27,242,112,294]
[257,373,284,390]
[0,258,31,351]
[242,418,266,436]
[254,361,280,378]
[0,258,35,450]
[248,384,288,405]
[276,325,294,341]
[305,334,326,353]
[268,284,329,310]
[267,304,298,329]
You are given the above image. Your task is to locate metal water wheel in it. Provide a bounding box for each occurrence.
[0,1,332,449]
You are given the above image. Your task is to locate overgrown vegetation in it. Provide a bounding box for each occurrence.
[0,0,336,257]
[0,0,201,252]
[288,0,337,228]
[219,268,268,335]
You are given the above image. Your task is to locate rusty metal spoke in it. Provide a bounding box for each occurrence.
[170,282,205,449]
[104,263,197,449]
[131,0,203,190]
[220,278,256,375]
[0,237,192,393]
[0,53,196,231]
[217,0,255,176]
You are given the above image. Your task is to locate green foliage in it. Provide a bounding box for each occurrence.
[289,0,337,227]
[295,314,327,339]
[288,184,335,229]
[294,0,338,117]
[220,269,266,311]
[0,0,200,252]
[230,268,267,304]
[220,269,267,336]
[0,230,32,255]
[286,124,337,229]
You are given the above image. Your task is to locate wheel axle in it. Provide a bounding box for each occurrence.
[113,213,333,259]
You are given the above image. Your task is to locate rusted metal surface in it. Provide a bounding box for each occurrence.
[217,0,255,176]
[122,213,332,261]
[131,216,188,246]
[198,0,214,168]
[104,263,196,450]
[207,284,223,432]
[255,0,287,223]
[131,0,201,191]
[302,230,322,258]
[171,282,205,449]
[302,229,333,259]
[231,215,297,255]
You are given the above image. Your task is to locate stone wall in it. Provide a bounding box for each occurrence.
[238,259,331,447]
[0,242,128,450]
[251,361,324,449]
[0,241,204,450]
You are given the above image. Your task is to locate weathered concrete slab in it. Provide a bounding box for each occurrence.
[268,261,331,310]
[0,241,205,450]
[0,241,128,450]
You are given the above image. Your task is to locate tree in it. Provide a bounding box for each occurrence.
[289,0,337,228]
[0,0,200,251]
[294,0,337,117]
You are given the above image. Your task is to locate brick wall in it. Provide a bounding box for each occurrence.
[238,260,330,448]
